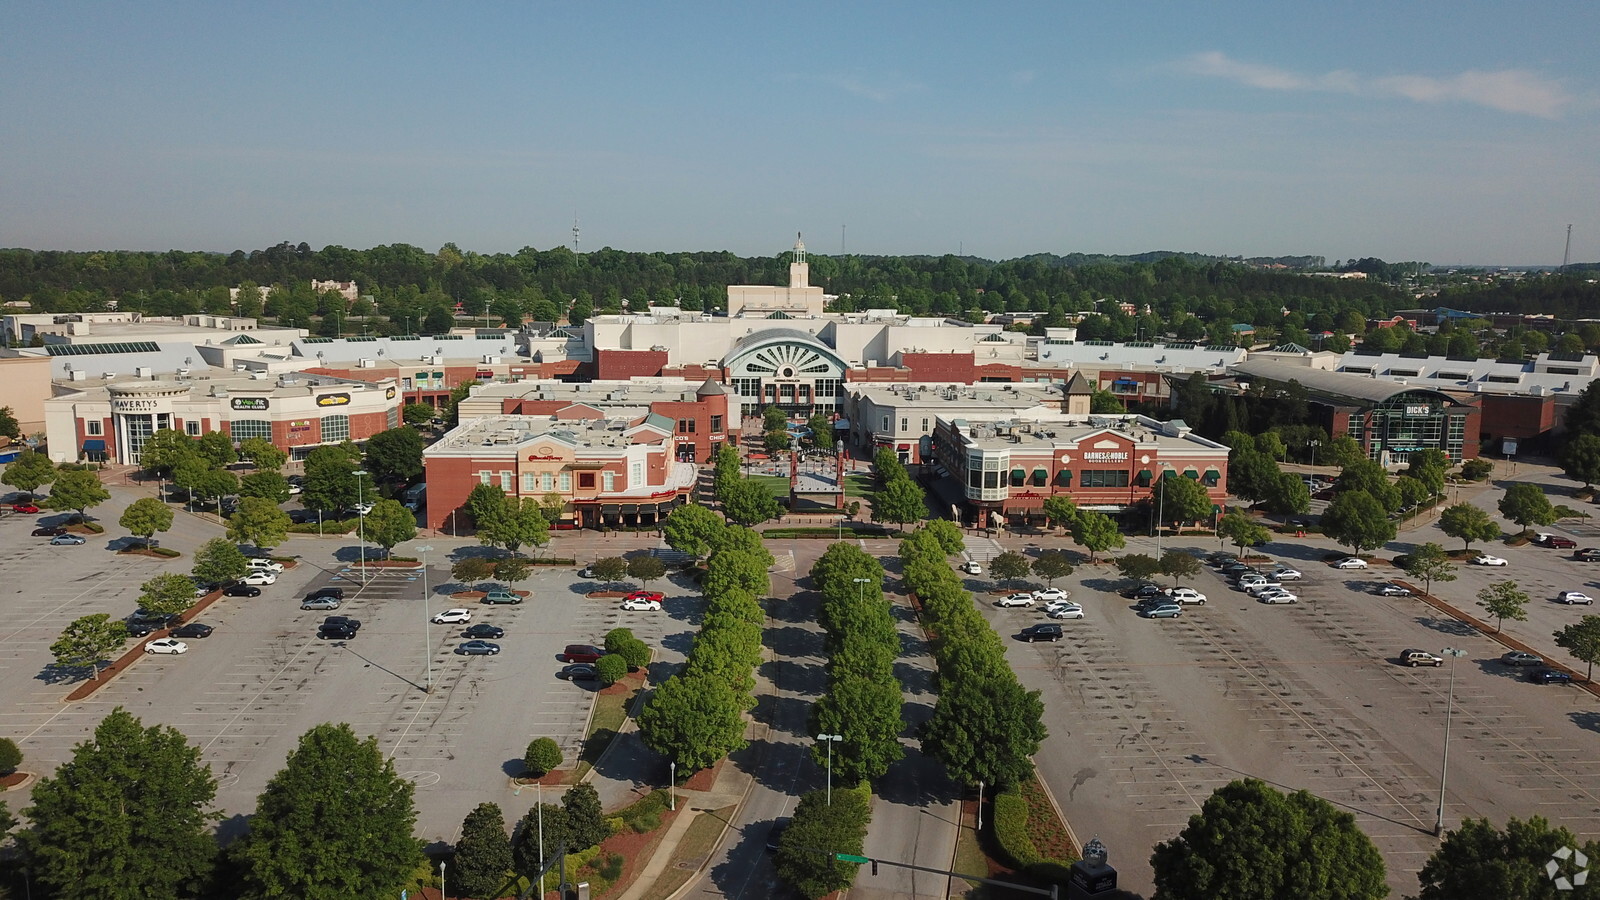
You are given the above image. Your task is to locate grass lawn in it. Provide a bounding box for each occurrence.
[636,805,736,900]
[570,678,643,782]
[951,801,991,895]
[745,475,790,498]
[844,473,875,498]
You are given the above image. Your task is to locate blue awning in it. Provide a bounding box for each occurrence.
[83,439,106,451]
[1113,378,1139,385]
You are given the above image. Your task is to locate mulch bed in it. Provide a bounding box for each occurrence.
[583,804,685,899]
[586,590,633,598]
[680,757,724,792]
[0,771,31,790]
[116,547,181,559]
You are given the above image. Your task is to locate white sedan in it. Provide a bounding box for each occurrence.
[1473,555,1509,567]
[998,593,1036,608]
[1046,603,1085,620]
[621,597,663,611]
[241,571,278,585]
[1333,557,1369,570]
[1272,568,1303,581]
[145,638,188,654]
[1032,588,1070,602]
[958,561,983,575]
[247,558,285,573]
[431,608,473,624]
[1257,590,1299,604]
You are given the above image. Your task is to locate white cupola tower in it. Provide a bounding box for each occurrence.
[789,232,810,289]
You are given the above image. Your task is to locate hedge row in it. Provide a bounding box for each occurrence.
[993,788,1043,867]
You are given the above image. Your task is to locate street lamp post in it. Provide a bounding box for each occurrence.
[439,860,446,899]
[852,577,870,604]
[417,544,434,693]
[817,733,843,805]
[669,760,676,811]
[1310,439,1322,468]
[353,469,368,585]
[1434,647,1468,837]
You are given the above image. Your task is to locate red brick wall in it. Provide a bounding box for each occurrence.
[973,362,1022,381]
[594,349,668,380]
[423,455,483,531]
[900,353,976,383]
[1480,394,1553,441]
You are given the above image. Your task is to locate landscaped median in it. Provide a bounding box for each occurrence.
[62,586,227,702]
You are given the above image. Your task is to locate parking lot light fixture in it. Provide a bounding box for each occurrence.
[417,544,434,693]
[1434,647,1468,837]
[852,577,870,604]
[353,469,368,585]
[817,733,844,805]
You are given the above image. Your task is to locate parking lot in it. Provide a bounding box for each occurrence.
[0,510,696,843]
[989,535,1600,897]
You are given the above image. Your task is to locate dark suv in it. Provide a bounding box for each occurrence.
[1537,534,1577,549]
[1574,548,1600,562]
[1019,624,1064,642]
[323,616,362,632]
[318,623,358,640]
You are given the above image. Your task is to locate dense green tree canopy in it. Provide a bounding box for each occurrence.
[451,802,513,900]
[119,496,174,543]
[1322,490,1397,555]
[364,425,425,485]
[1439,503,1500,550]
[46,469,110,518]
[1418,815,1600,900]
[1499,483,1558,531]
[192,537,249,585]
[2,448,57,494]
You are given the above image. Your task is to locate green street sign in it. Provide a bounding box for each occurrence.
[835,853,870,864]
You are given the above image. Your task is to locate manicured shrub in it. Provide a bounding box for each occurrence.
[595,654,628,685]
[523,737,562,777]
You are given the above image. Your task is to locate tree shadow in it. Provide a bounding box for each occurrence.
[658,629,697,656]
[1569,710,1600,734]
[1411,615,1476,637]
[750,692,817,739]
[215,812,252,845]
[36,662,97,684]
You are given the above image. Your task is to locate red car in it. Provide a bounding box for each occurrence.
[626,590,665,603]
[12,503,41,514]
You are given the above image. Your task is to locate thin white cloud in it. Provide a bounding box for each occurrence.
[818,73,922,103]
[1180,50,1574,118]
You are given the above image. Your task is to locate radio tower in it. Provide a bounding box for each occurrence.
[1562,224,1573,273]
[572,214,581,254]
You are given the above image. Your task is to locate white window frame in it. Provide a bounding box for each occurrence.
[86,420,104,436]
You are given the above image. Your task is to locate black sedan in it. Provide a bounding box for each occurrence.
[458,640,501,656]
[464,623,505,639]
[171,623,214,639]
[223,584,262,597]
[32,525,66,537]
[559,663,599,681]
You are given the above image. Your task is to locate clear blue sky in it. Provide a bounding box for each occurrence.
[3,1,1596,265]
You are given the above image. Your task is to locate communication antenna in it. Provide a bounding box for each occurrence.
[841,224,846,256]
[572,214,580,254]
[1562,224,1573,273]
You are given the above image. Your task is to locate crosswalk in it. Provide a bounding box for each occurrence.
[965,535,1006,564]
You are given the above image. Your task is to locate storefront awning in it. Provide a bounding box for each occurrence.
[600,504,621,515]
[833,418,851,428]
[82,439,106,451]
[1113,378,1139,385]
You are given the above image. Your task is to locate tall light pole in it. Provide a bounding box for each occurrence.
[439,859,446,899]
[817,733,843,805]
[852,577,870,604]
[417,544,434,693]
[1434,647,1468,837]
[1155,475,1167,555]
[353,469,368,585]
[1310,439,1322,468]
[669,760,676,811]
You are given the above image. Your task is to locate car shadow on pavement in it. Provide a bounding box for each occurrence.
[1411,615,1477,637]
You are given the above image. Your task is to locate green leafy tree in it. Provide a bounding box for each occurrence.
[1439,503,1500,550]
[1070,510,1124,562]
[1477,580,1530,634]
[481,496,549,556]
[919,674,1046,789]
[301,443,362,513]
[523,737,563,777]
[1150,778,1387,900]
[0,405,20,439]
[237,436,287,472]
[45,469,110,519]
[1396,475,1432,509]
[511,803,571,879]
[1041,495,1079,531]
[192,537,249,586]
[234,723,421,900]
[627,554,667,587]
[1217,512,1270,557]
[194,430,238,467]
[452,802,513,900]
[806,411,833,447]
[1227,450,1281,506]
[465,482,509,535]
[591,556,628,587]
[595,653,627,685]
[362,498,417,557]
[1155,474,1214,529]
[119,496,174,546]
[2,448,57,495]
[495,555,531,583]
[922,518,966,555]
[1460,458,1494,481]
[1160,548,1203,585]
[763,405,788,432]
[364,426,425,485]
[1561,433,1600,488]
[662,503,725,559]
[403,402,436,426]
[239,469,291,503]
[1324,434,1365,469]
[49,614,128,679]
[1402,542,1457,597]
[136,429,195,477]
[138,572,201,618]
[989,550,1031,588]
[1406,448,1450,496]
[1499,483,1557,533]
[1116,553,1162,582]
[193,466,240,510]
[0,736,20,775]
[637,672,748,771]
[1090,389,1127,413]
[1417,815,1600,900]
[1322,490,1397,556]
[721,476,783,526]
[22,708,219,899]
[1031,550,1074,585]
[764,429,792,453]
[227,496,291,552]
[773,787,871,899]
[871,476,927,533]
[1553,615,1600,682]
[1335,459,1402,512]
[451,556,494,584]
[1261,471,1311,515]
[810,670,905,783]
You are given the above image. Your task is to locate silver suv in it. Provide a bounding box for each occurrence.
[1400,649,1443,667]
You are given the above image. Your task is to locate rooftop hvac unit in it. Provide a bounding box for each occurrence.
[278,374,297,387]
[357,358,375,368]
[102,371,116,380]
[135,366,153,378]
[176,368,190,377]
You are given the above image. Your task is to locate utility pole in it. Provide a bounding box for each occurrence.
[1562,223,1573,273]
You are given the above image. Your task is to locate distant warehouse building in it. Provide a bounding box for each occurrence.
[1231,359,1480,464]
